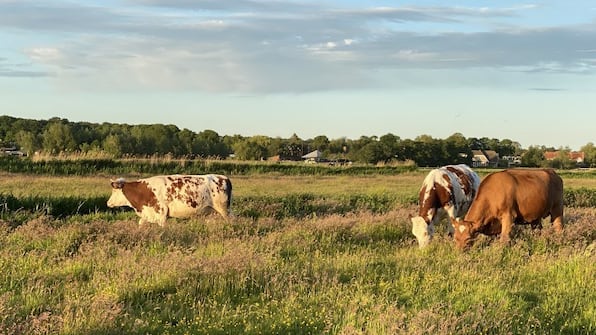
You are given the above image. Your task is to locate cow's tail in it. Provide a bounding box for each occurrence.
[224,177,232,208]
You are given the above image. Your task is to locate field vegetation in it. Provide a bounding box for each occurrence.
[0,160,595,334]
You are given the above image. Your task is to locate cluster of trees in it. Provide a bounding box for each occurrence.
[1,115,595,168]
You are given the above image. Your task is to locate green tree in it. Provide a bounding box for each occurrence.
[497,139,521,156]
[14,130,40,155]
[521,146,545,167]
[444,133,471,165]
[233,136,270,160]
[396,139,417,163]
[379,133,400,162]
[42,122,77,154]
[195,129,230,158]
[102,134,123,157]
[278,134,304,160]
[311,135,330,151]
[355,141,385,164]
[178,129,196,156]
[412,135,444,166]
[328,137,348,156]
[581,142,596,167]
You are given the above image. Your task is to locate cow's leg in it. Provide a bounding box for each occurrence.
[530,219,543,230]
[157,206,168,227]
[443,206,456,237]
[138,217,148,226]
[209,202,228,219]
[500,215,514,244]
[211,198,231,219]
[551,211,564,233]
[549,200,564,233]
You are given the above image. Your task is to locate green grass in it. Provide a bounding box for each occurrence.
[0,207,595,334]
[0,170,595,334]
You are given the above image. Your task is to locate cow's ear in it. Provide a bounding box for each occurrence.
[111,178,125,189]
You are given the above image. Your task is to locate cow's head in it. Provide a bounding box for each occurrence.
[107,178,130,208]
[453,219,476,250]
[410,215,434,248]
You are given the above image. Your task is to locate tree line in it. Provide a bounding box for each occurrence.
[1,115,595,168]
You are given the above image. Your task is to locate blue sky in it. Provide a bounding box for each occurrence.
[1,1,595,150]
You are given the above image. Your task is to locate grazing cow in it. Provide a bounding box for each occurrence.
[410,164,480,248]
[107,174,232,226]
[453,168,563,250]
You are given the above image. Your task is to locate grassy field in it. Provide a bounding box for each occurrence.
[0,170,595,334]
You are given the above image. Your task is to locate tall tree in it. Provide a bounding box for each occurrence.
[379,133,401,162]
[581,142,596,167]
[42,122,77,154]
[233,136,270,160]
[311,135,330,152]
[521,146,545,167]
[444,133,471,165]
[14,130,40,155]
[102,134,123,157]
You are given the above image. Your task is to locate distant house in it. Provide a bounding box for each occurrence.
[268,155,282,162]
[471,150,489,167]
[0,147,26,157]
[502,155,522,167]
[302,150,324,163]
[544,151,585,165]
[472,149,500,168]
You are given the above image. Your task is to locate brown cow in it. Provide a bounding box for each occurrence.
[453,168,563,250]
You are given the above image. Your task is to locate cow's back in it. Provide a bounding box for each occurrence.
[151,174,231,219]
[465,168,563,225]
[506,169,563,222]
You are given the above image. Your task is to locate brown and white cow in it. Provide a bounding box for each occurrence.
[410,164,480,248]
[107,174,232,226]
[453,168,564,250]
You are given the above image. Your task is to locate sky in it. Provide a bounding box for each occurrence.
[1,1,595,150]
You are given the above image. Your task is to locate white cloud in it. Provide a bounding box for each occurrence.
[2,1,596,92]
[26,47,62,62]
[393,49,437,62]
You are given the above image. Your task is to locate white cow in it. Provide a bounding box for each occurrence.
[107,174,232,226]
[410,164,480,248]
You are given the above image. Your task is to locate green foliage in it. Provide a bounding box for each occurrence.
[0,193,108,222]
[4,115,581,166]
[42,122,76,154]
[564,187,596,207]
[0,156,418,176]
[581,142,596,167]
[522,146,545,167]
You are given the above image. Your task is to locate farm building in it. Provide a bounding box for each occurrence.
[544,151,585,165]
[471,149,499,168]
[302,150,325,163]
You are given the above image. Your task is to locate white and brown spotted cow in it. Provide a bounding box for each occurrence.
[107,174,232,226]
[410,164,480,248]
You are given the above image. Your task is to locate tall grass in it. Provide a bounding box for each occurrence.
[0,207,594,334]
[0,170,595,334]
[2,187,595,222]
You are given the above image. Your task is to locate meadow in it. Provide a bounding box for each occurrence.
[0,165,595,334]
